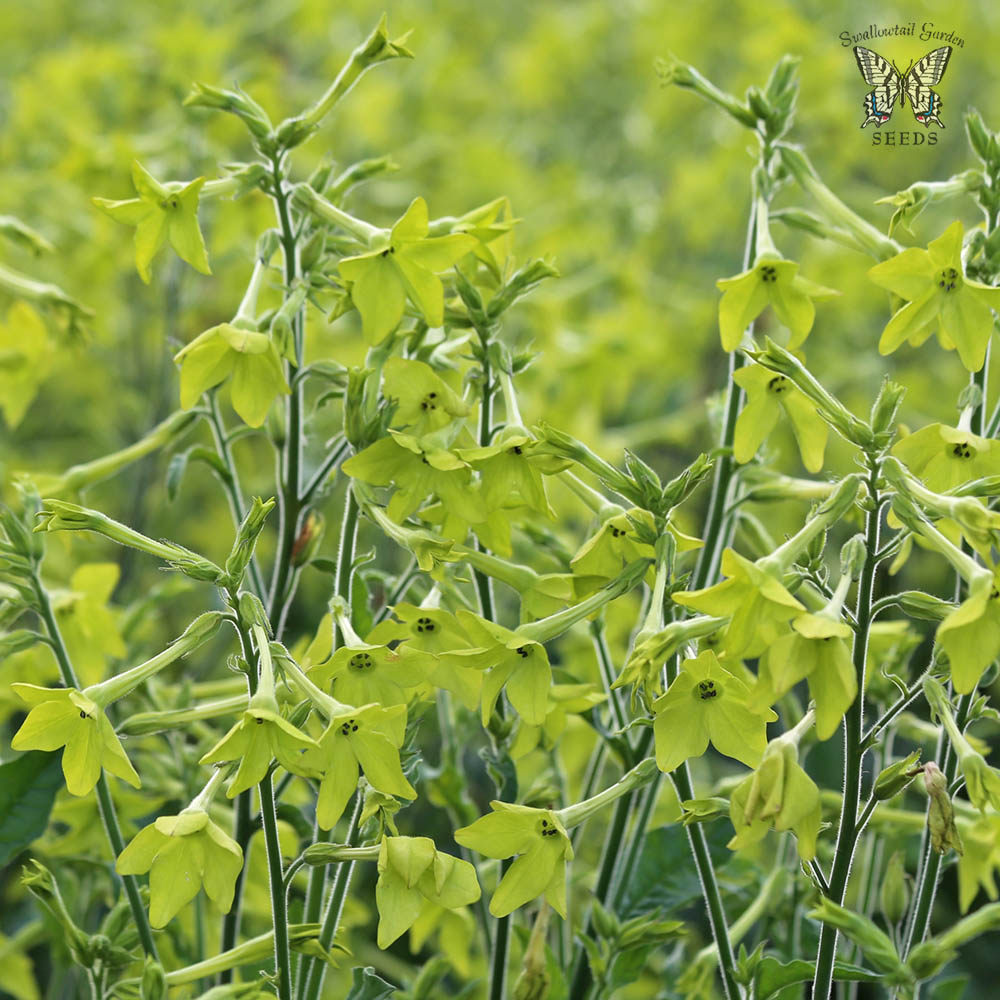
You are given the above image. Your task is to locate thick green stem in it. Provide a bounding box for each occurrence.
[811,468,882,999]
[33,576,159,962]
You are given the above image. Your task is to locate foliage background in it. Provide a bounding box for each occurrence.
[3,0,1000,996]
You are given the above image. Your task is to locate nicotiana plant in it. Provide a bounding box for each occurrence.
[6,19,1000,1000]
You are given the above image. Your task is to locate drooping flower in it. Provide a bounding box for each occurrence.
[454,802,573,917]
[199,626,318,796]
[93,161,211,283]
[652,650,776,774]
[374,836,481,948]
[891,420,1000,494]
[11,685,140,796]
[732,362,829,473]
[717,255,838,352]
[115,769,242,927]
[728,712,821,860]
[174,323,289,428]
[869,220,1000,371]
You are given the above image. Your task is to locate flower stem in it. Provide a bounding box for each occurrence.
[31,572,159,962]
[811,461,883,999]
[267,156,305,641]
[299,794,364,1000]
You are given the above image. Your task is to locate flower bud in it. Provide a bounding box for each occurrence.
[225,496,275,587]
[183,83,273,141]
[880,851,909,926]
[924,762,964,855]
[807,897,906,979]
[873,750,922,801]
[141,958,168,1000]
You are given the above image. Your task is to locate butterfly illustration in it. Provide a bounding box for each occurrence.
[853,45,952,128]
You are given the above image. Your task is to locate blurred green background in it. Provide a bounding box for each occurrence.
[3,0,1000,997]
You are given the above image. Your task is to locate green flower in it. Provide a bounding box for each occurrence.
[454,802,573,917]
[957,814,1000,911]
[11,684,140,796]
[93,161,211,283]
[509,682,606,758]
[755,613,856,741]
[174,323,289,428]
[306,703,416,830]
[570,507,699,596]
[672,548,804,659]
[51,562,126,687]
[368,603,482,709]
[441,612,552,726]
[374,836,481,948]
[342,431,483,524]
[311,604,431,707]
[717,254,837,352]
[652,650,776,774]
[732,363,829,473]
[936,569,1000,694]
[457,428,556,518]
[199,626,318,796]
[728,717,821,860]
[454,546,574,622]
[891,421,1000,493]
[116,775,242,927]
[339,197,477,344]
[869,220,1000,371]
[383,357,471,436]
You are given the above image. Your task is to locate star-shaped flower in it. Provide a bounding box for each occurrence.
[717,254,838,352]
[116,805,242,927]
[440,612,552,726]
[93,161,211,283]
[304,703,416,830]
[891,421,1000,493]
[732,363,829,473]
[174,323,289,428]
[652,650,776,774]
[672,548,804,659]
[339,197,477,344]
[869,220,1000,371]
[11,684,140,796]
[454,802,573,917]
[383,357,471,436]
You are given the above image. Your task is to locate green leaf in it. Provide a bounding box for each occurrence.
[346,966,396,1000]
[755,957,882,1000]
[0,751,62,867]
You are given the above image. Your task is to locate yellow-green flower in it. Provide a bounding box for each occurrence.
[174,323,289,428]
[869,220,1000,371]
[383,357,471,436]
[455,802,573,917]
[93,160,210,283]
[732,363,828,473]
[306,703,416,830]
[11,685,140,796]
[374,836,480,948]
[672,548,804,659]
[116,773,241,927]
[717,255,837,352]
[891,421,1000,493]
[652,650,776,774]
[339,197,477,344]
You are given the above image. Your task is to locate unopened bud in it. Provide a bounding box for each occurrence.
[924,762,964,855]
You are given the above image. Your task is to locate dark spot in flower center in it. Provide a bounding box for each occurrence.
[415,616,436,633]
[255,717,264,725]
[697,680,718,700]
[767,375,789,394]
[951,441,974,459]
[340,719,361,735]
[611,526,627,538]
[419,392,439,412]
[937,267,959,291]
[759,264,778,283]
[516,646,530,658]
[349,652,374,671]
[79,710,88,719]
[511,445,523,455]
[539,818,559,837]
